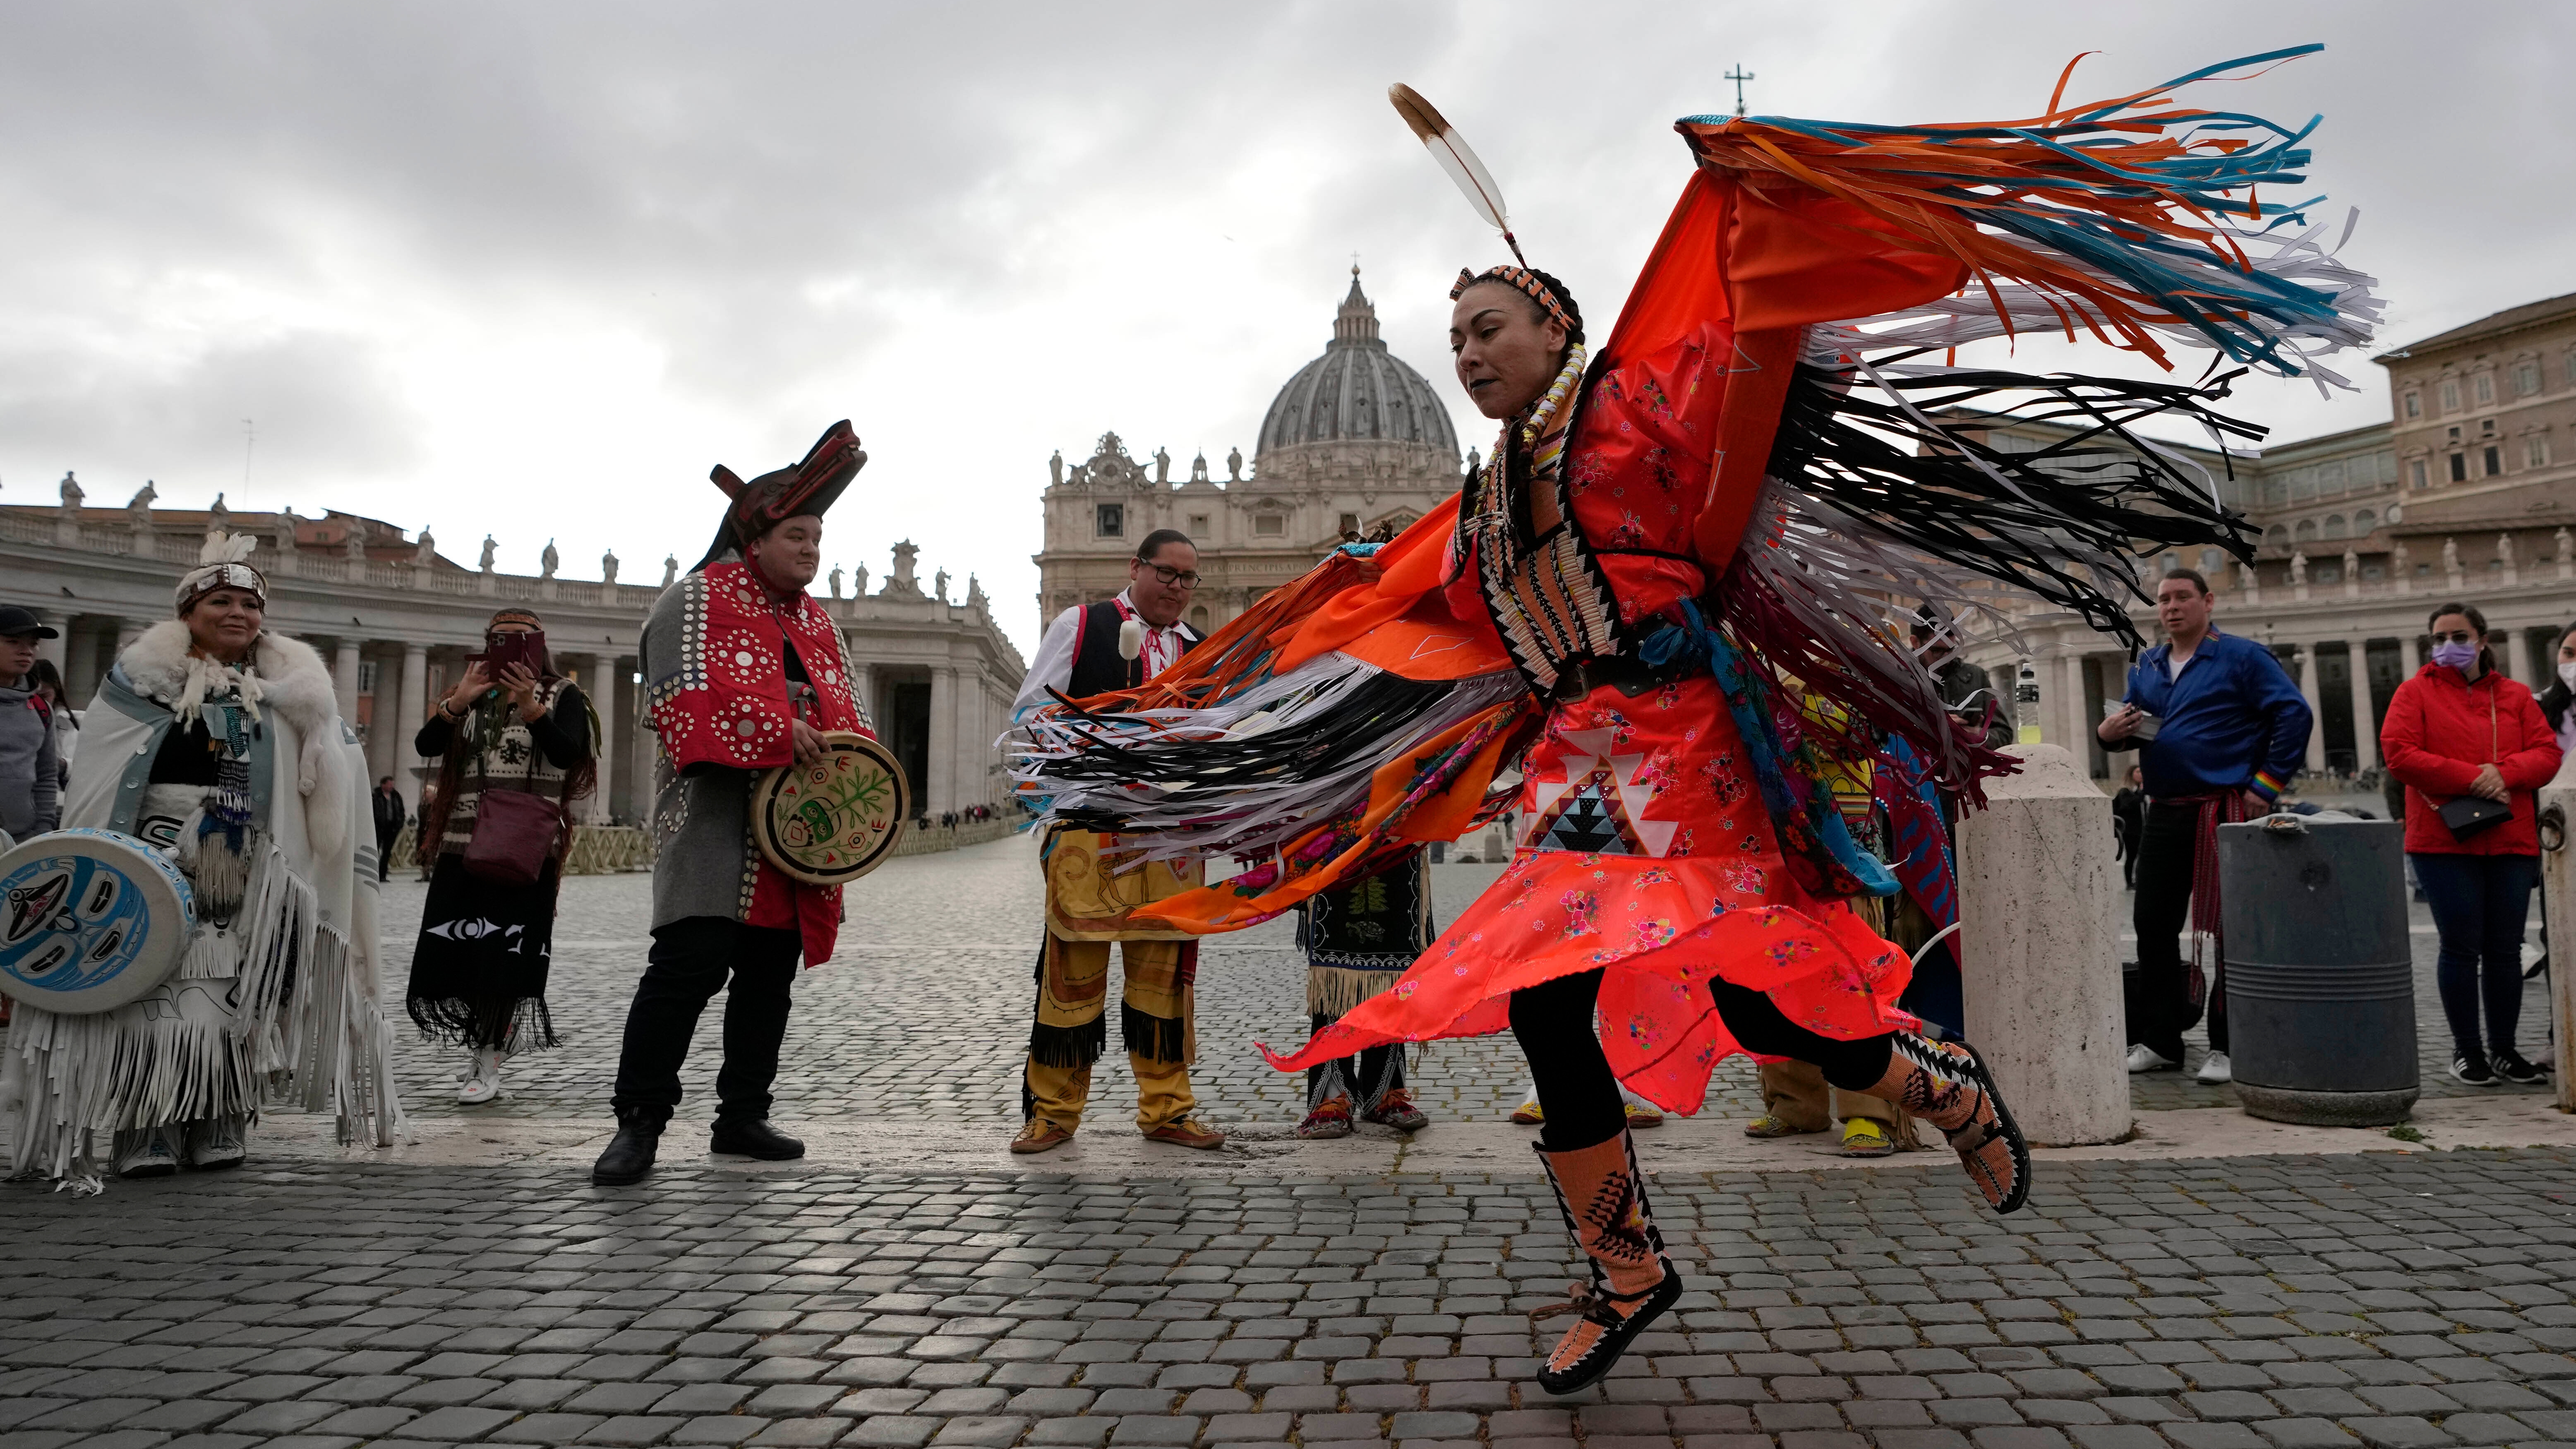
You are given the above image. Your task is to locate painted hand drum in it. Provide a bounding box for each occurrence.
[0,828,197,1014]
[750,731,911,886]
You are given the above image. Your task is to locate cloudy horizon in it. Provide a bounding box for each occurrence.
[2,2,2565,654]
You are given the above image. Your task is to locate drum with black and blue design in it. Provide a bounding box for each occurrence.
[0,828,196,1014]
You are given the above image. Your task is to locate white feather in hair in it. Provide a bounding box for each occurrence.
[197,528,259,567]
[1389,84,1527,267]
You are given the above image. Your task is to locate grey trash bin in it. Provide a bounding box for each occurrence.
[2217,815,2418,1126]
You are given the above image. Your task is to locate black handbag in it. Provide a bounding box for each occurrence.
[2439,794,2512,840]
[2437,689,2514,841]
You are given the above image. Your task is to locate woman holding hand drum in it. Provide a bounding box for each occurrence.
[2381,601,2562,1087]
[403,609,597,1105]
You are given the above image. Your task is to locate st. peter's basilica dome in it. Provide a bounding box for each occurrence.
[1256,268,1459,466]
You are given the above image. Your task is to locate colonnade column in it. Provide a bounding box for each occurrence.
[2059,651,2091,773]
[925,665,957,819]
[632,665,660,829]
[332,638,363,726]
[2400,633,2421,679]
[962,668,988,810]
[396,645,428,787]
[2345,638,2379,771]
[32,609,67,673]
[589,654,619,825]
[2507,628,2535,687]
[2294,642,2325,774]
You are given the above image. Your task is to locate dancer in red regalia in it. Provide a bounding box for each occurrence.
[1015,50,2379,1393]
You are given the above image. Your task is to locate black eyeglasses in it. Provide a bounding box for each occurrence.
[1142,564,1201,589]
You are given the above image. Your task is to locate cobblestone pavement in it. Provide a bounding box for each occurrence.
[12,1152,2576,1449]
[369,834,2546,1130]
[371,838,1753,1131]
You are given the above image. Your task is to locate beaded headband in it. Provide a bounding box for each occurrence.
[486,608,544,633]
[173,530,268,614]
[1451,265,1575,336]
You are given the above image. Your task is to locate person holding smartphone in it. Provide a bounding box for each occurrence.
[2099,568,2311,1086]
[404,609,597,1105]
[2380,601,2562,1086]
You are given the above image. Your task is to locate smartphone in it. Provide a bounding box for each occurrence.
[484,630,544,677]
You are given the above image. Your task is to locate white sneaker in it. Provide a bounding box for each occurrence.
[113,1127,180,1179]
[2127,1043,2181,1074]
[187,1115,246,1171]
[455,1048,504,1105]
[2195,1051,2233,1084]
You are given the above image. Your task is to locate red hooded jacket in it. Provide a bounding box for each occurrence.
[2379,662,2563,855]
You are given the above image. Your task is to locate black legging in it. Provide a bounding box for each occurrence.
[1508,969,1896,1151]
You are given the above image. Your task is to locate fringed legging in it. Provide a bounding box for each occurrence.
[1507,969,1897,1152]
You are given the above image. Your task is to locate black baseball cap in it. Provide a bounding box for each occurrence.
[0,605,60,640]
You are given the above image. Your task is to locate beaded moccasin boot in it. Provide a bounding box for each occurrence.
[1529,1131,1683,1396]
[1859,1034,2030,1214]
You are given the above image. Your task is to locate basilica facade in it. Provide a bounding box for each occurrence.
[1033,269,1469,636]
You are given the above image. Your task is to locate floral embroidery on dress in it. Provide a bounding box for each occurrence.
[1560,890,1600,938]
[1728,864,1768,896]
[1633,918,1677,951]
[1636,866,1676,886]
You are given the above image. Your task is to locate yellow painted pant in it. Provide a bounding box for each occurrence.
[1024,937,1199,1135]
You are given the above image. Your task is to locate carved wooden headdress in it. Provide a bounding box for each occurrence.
[694,420,868,572]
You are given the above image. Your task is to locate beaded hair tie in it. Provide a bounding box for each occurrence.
[1452,265,1576,336]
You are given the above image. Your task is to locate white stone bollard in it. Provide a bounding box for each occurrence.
[1955,743,2130,1145]
[2539,753,2576,1110]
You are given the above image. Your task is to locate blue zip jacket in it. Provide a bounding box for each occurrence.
[2111,628,2312,801]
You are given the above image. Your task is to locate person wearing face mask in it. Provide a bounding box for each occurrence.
[2380,602,2563,1087]
[2534,621,2576,759]
[2099,569,2313,1086]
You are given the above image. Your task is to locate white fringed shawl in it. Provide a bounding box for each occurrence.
[2,623,405,1189]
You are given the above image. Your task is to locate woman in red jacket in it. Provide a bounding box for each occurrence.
[2380,602,2564,1086]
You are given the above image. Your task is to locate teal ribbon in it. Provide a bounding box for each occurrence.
[1639,602,1898,898]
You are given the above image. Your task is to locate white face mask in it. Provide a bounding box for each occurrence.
[2560,660,2576,691]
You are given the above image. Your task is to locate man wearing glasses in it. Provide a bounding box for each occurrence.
[1007,529,1226,1153]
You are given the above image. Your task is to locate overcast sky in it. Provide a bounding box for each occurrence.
[3,2,2566,654]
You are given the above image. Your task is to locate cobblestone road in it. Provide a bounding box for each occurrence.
[369,834,2547,1131]
[10,1152,2576,1449]
[371,838,1738,1132]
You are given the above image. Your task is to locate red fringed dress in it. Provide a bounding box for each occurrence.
[1261,181,1950,1112]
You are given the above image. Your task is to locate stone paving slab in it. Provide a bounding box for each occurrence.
[10,1151,2576,1449]
[361,834,2550,1138]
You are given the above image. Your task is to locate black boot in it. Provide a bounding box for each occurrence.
[591,1105,669,1186]
[711,1117,806,1161]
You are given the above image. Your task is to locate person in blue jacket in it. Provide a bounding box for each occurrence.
[2097,569,2312,1086]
